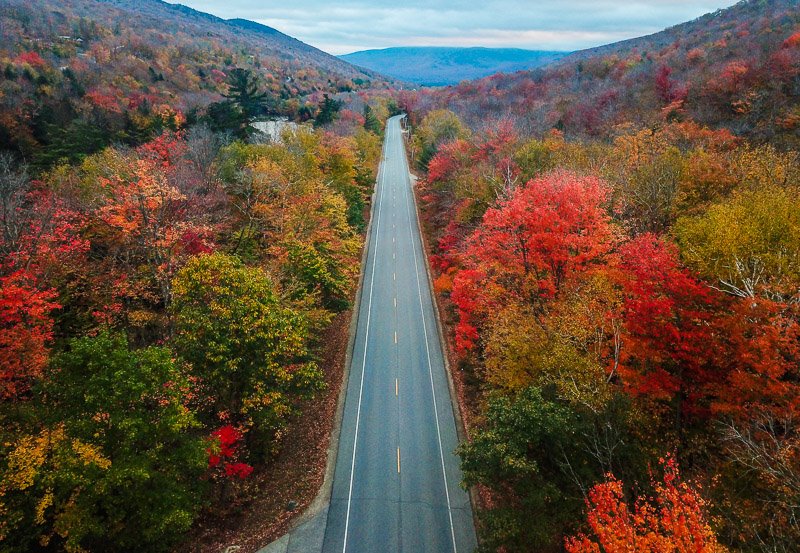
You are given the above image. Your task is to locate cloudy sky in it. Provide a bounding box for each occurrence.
[169,0,738,55]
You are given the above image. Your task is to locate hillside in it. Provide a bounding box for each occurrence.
[342,46,567,86]
[0,0,390,165]
[411,0,800,146]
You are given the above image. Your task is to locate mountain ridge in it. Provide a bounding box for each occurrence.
[342,46,568,86]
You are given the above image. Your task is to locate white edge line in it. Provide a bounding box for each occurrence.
[401,121,459,553]
[342,116,390,553]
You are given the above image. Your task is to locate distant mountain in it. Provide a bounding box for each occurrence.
[341,47,568,86]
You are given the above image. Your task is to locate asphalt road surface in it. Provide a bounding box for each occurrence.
[322,116,477,553]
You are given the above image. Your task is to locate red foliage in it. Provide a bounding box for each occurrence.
[617,234,720,417]
[565,456,723,553]
[85,88,123,113]
[713,299,800,421]
[451,171,614,354]
[426,139,470,183]
[137,131,188,169]
[0,271,60,399]
[713,60,751,95]
[207,425,253,480]
[7,189,90,280]
[224,462,254,479]
[655,65,688,105]
[473,119,518,162]
[15,51,46,68]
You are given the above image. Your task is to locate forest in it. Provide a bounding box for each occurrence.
[401,1,800,551]
[2,0,800,551]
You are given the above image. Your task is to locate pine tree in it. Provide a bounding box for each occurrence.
[363,104,382,134]
[315,94,342,127]
[223,68,268,121]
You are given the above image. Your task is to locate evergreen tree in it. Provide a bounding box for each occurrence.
[363,104,382,134]
[223,68,268,120]
[314,94,342,127]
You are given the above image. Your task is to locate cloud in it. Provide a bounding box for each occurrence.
[169,0,738,55]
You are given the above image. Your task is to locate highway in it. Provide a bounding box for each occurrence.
[321,116,477,553]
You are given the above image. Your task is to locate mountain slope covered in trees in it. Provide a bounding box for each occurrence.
[0,0,392,167]
[409,0,800,147]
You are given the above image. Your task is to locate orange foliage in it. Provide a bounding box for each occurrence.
[0,271,60,399]
[783,31,800,49]
[565,457,725,553]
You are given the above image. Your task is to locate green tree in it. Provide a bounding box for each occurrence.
[412,109,470,169]
[363,104,382,134]
[224,68,269,120]
[315,94,343,127]
[204,68,271,138]
[459,387,646,552]
[171,253,324,454]
[204,100,247,137]
[0,332,206,553]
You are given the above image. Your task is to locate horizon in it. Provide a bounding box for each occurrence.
[166,0,739,56]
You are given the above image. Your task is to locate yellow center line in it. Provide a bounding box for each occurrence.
[395,378,398,396]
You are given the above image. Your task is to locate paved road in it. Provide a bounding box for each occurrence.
[322,116,477,553]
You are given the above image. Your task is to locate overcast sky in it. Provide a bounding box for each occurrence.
[169,1,738,55]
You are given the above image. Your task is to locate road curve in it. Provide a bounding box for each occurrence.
[322,116,477,553]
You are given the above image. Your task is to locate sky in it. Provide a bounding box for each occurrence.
[168,0,739,56]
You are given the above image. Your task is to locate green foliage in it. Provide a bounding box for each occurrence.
[459,387,646,552]
[284,240,351,311]
[0,332,206,553]
[171,253,324,454]
[412,109,470,169]
[224,68,270,118]
[204,100,247,138]
[363,104,382,134]
[315,94,343,127]
[32,119,110,168]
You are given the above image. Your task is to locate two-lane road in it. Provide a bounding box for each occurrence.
[322,116,477,553]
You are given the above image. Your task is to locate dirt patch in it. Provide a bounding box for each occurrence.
[177,308,352,553]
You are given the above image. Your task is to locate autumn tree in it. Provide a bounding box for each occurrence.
[565,457,725,553]
[616,234,720,434]
[0,332,206,552]
[0,271,59,400]
[459,387,646,552]
[451,171,614,354]
[674,185,800,302]
[412,109,470,169]
[171,253,324,455]
[97,133,215,313]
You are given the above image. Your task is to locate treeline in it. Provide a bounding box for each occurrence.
[410,108,800,552]
[0,94,386,550]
